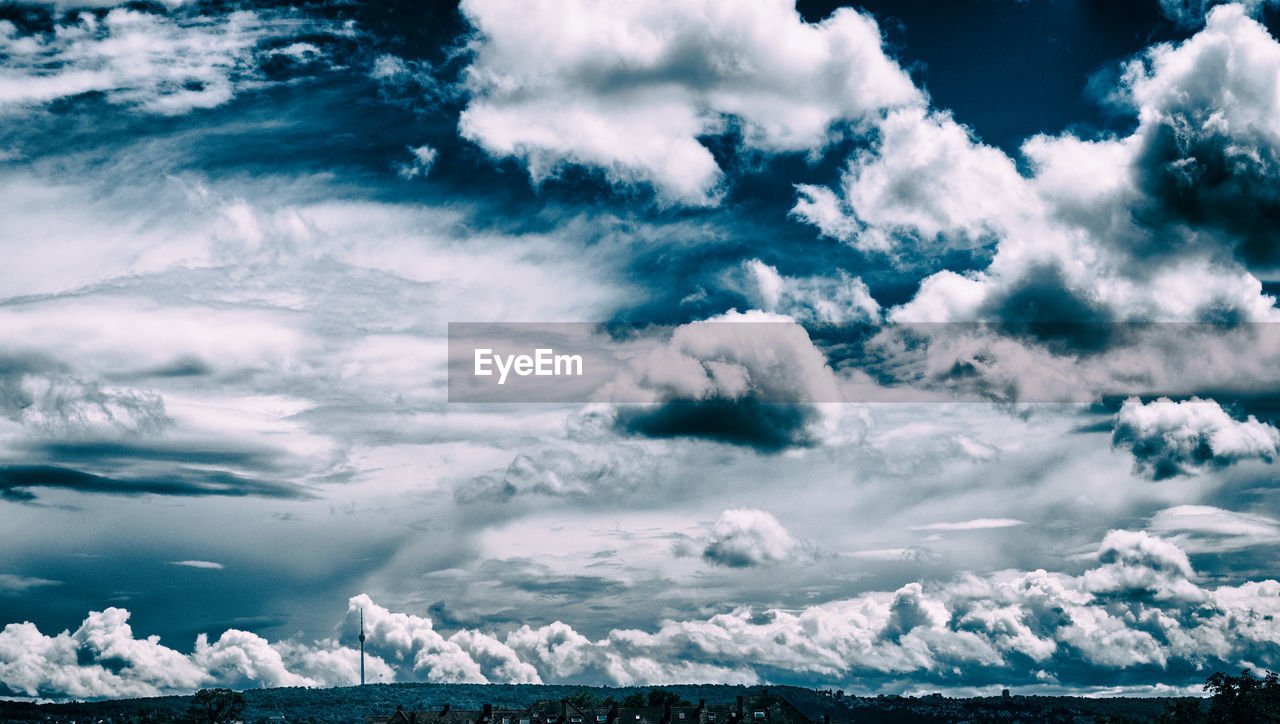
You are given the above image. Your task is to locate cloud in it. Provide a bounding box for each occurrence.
[1118,4,1280,271]
[610,310,852,451]
[792,107,1025,257]
[1148,505,1280,552]
[1112,396,1280,479]
[701,509,811,568]
[0,606,392,699]
[457,0,920,205]
[0,574,61,595]
[0,7,332,115]
[7,529,1280,699]
[727,260,880,324]
[790,4,1280,366]
[396,144,439,180]
[484,530,1280,688]
[0,465,311,502]
[1081,529,1202,601]
[1157,0,1280,27]
[910,518,1025,532]
[0,358,170,435]
[169,560,225,570]
[344,594,510,684]
[453,439,660,504]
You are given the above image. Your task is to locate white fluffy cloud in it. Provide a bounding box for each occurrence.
[1113,396,1280,479]
[793,108,1028,255]
[1081,529,1202,601]
[610,310,842,404]
[481,529,1280,687]
[345,594,538,684]
[795,4,1280,329]
[0,606,392,699]
[778,6,1280,405]
[731,259,880,323]
[458,0,921,205]
[10,530,1280,699]
[701,508,810,567]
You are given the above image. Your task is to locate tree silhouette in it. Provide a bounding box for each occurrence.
[645,690,691,708]
[566,689,613,709]
[1204,670,1280,723]
[185,689,247,724]
[1159,670,1280,723]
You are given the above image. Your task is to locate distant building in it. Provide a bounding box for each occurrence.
[369,693,814,724]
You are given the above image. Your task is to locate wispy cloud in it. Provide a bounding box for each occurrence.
[0,573,62,594]
[169,560,225,570]
[909,518,1026,532]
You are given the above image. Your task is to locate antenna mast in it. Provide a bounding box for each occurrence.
[359,607,366,686]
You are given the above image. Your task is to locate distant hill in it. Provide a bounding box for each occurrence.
[0,682,1201,724]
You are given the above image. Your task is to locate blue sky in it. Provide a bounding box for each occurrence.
[3,0,1280,702]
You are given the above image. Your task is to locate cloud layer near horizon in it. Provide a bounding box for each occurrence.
[4,530,1279,699]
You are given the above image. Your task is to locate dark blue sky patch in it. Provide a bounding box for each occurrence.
[802,0,1184,154]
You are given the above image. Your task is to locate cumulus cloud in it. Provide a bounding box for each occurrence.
[608,310,859,451]
[791,3,1280,374]
[728,259,880,323]
[1112,396,1280,479]
[444,530,1280,688]
[457,0,920,205]
[793,108,1026,257]
[701,508,812,567]
[8,530,1280,699]
[343,594,532,684]
[1081,529,1202,601]
[1118,4,1280,272]
[0,606,391,700]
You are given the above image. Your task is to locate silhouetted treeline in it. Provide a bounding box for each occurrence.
[2,672,1276,724]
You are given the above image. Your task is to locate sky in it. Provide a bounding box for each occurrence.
[3,0,1280,703]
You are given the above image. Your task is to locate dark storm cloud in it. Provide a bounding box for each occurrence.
[601,315,847,450]
[976,265,1116,353]
[20,438,281,470]
[0,464,311,501]
[140,356,214,378]
[1131,110,1280,270]
[616,401,818,453]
